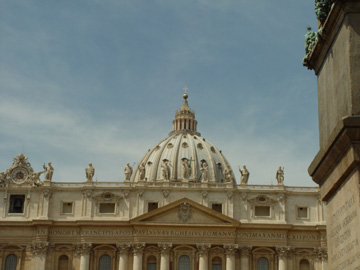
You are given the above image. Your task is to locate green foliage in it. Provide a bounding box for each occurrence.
[315,0,333,23]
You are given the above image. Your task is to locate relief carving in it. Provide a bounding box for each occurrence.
[197,243,211,256]
[30,241,49,256]
[178,202,191,222]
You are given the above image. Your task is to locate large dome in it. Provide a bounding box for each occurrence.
[131,93,235,184]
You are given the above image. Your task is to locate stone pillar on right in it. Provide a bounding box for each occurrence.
[305,1,360,270]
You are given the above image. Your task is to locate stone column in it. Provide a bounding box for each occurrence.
[30,241,49,270]
[159,243,172,270]
[227,191,234,217]
[239,246,251,270]
[117,243,130,270]
[276,247,290,270]
[224,244,238,270]
[82,190,93,218]
[76,243,92,270]
[132,243,145,270]
[197,243,211,270]
[315,248,328,270]
[40,190,52,218]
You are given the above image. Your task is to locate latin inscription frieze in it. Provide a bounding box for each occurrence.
[47,228,319,241]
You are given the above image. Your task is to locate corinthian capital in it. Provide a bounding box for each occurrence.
[197,243,211,256]
[159,243,172,254]
[224,244,238,255]
[239,246,251,256]
[75,243,92,256]
[132,243,145,255]
[116,243,131,254]
[30,241,49,256]
[314,247,327,259]
[276,246,290,257]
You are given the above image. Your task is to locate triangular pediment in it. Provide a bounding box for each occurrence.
[131,198,240,226]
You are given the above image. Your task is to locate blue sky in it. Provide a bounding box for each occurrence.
[0,0,319,186]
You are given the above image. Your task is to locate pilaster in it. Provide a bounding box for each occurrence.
[224,244,237,270]
[159,243,172,270]
[132,243,145,270]
[197,243,210,270]
[30,241,49,270]
[276,247,290,270]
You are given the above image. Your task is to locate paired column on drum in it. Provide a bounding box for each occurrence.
[132,243,145,270]
[224,244,237,270]
[159,243,172,270]
[197,243,211,270]
[239,246,251,270]
[276,247,290,270]
[117,243,131,270]
[30,241,49,270]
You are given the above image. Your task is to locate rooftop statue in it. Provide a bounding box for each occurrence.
[181,158,191,179]
[124,163,133,181]
[223,167,233,183]
[43,162,54,181]
[200,160,209,182]
[139,162,146,181]
[239,165,250,185]
[161,159,171,181]
[276,166,284,185]
[85,163,95,182]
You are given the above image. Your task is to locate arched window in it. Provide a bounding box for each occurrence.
[98,254,111,270]
[5,254,17,270]
[257,257,269,270]
[58,255,69,270]
[178,255,191,270]
[147,255,157,270]
[212,256,222,270]
[300,259,310,270]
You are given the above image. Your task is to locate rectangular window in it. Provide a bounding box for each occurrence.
[297,207,308,219]
[9,195,25,213]
[212,203,222,213]
[148,202,158,212]
[99,203,115,214]
[255,206,270,217]
[62,202,73,214]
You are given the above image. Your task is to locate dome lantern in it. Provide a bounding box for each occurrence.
[170,90,200,136]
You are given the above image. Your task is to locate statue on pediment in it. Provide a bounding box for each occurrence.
[85,163,95,182]
[43,162,54,181]
[124,163,133,181]
[29,171,44,187]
